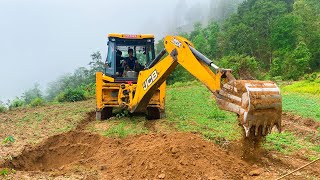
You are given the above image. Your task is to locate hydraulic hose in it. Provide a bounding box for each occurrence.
[188,45,219,70]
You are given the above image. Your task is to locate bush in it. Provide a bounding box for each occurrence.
[0,102,7,113]
[23,83,42,104]
[304,72,318,82]
[30,97,44,107]
[219,55,259,79]
[9,97,24,110]
[271,42,311,80]
[56,88,87,102]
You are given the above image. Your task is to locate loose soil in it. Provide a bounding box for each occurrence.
[1,111,319,179]
[2,131,251,179]
[282,112,320,143]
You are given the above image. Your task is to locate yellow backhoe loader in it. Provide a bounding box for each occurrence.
[96,34,282,137]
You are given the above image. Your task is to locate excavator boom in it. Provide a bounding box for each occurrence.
[96,34,282,138]
[129,35,282,137]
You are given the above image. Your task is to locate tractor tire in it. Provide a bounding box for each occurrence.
[146,107,165,120]
[101,107,113,120]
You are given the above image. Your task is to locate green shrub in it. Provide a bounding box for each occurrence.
[56,88,87,102]
[304,72,318,82]
[9,97,24,110]
[0,102,7,113]
[271,42,311,80]
[22,83,42,104]
[219,55,259,79]
[0,106,6,113]
[30,97,44,107]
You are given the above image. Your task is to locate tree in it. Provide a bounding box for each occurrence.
[271,14,302,51]
[271,41,311,80]
[46,51,103,101]
[23,83,42,104]
[294,0,320,69]
[218,55,260,79]
[220,0,293,68]
[89,51,105,77]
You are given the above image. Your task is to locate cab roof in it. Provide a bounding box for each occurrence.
[108,33,154,39]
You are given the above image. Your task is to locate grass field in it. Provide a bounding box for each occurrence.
[282,93,320,121]
[166,81,241,142]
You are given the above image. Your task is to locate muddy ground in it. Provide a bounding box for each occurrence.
[0,103,319,179]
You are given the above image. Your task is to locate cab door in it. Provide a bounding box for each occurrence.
[105,41,116,76]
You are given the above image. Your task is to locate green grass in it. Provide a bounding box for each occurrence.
[264,132,302,154]
[166,82,241,142]
[281,76,320,121]
[2,136,15,145]
[0,168,9,176]
[282,93,320,121]
[166,81,319,157]
[265,131,320,156]
[281,79,320,95]
[0,168,15,177]
[103,118,148,138]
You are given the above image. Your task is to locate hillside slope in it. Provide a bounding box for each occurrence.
[0,82,319,179]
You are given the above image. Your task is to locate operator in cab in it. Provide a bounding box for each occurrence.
[123,48,137,70]
[116,50,124,77]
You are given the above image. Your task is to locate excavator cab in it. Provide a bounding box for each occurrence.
[105,34,155,80]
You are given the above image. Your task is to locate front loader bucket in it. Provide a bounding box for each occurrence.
[215,80,282,137]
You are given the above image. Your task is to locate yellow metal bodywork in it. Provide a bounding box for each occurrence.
[96,72,165,113]
[129,36,222,112]
[96,35,223,115]
[108,33,154,39]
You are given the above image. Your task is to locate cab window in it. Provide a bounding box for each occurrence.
[105,42,115,75]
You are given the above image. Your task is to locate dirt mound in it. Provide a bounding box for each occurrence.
[3,131,104,171]
[3,131,251,179]
[282,112,320,143]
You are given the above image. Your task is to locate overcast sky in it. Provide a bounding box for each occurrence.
[0,0,211,102]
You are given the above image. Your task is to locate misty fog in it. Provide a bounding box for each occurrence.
[0,0,242,102]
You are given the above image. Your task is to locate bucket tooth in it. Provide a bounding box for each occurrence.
[262,125,267,136]
[255,126,259,136]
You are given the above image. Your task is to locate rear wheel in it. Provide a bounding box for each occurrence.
[97,107,113,120]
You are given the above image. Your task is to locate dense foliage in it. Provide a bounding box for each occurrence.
[158,0,320,83]
[56,88,87,102]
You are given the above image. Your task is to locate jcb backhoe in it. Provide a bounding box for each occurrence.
[96,34,282,137]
